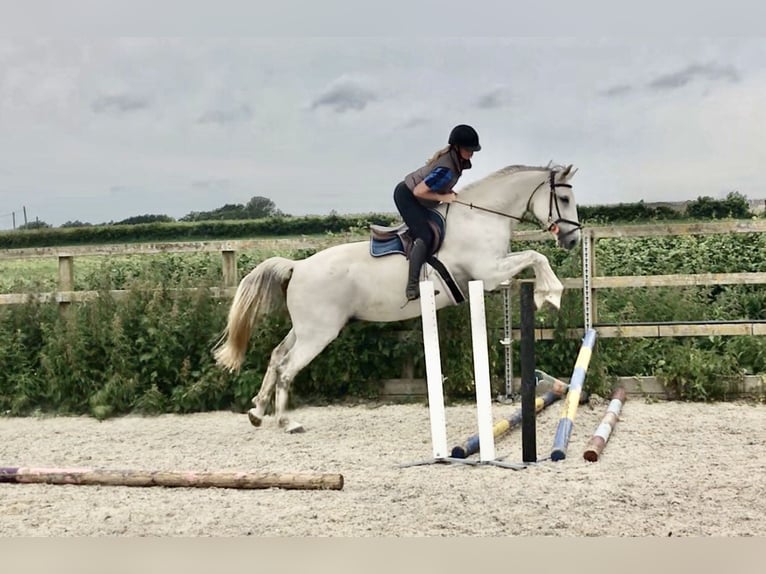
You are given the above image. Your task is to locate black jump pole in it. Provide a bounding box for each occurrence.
[520,281,537,463]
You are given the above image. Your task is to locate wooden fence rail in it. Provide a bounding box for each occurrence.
[2,221,766,340]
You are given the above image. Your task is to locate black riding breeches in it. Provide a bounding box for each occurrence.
[393,181,435,247]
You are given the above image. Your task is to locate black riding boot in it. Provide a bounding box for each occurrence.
[405,238,429,301]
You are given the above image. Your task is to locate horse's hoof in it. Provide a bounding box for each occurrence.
[247,409,263,427]
[284,421,305,434]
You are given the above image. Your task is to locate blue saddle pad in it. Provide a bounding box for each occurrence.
[370,210,446,257]
[371,236,407,257]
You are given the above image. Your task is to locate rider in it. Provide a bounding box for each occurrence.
[393,124,481,300]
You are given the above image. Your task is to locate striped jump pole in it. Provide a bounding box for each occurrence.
[583,387,627,462]
[450,378,567,459]
[0,466,344,490]
[550,328,598,461]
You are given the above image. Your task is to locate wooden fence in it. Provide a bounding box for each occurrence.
[3,221,766,339]
[2,222,766,399]
[0,236,347,306]
[507,219,766,339]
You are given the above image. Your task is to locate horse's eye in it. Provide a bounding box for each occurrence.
[559,196,570,205]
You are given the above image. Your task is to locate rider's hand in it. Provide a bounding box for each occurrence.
[441,192,458,204]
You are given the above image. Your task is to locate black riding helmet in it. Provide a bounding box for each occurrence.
[448,124,481,152]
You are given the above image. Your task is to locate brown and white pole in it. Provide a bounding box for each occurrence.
[583,387,627,462]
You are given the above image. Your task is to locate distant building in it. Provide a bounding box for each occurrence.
[748,199,766,214]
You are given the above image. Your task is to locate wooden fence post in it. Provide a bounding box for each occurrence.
[221,250,237,287]
[57,255,74,312]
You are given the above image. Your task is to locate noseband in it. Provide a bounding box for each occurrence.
[453,170,583,238]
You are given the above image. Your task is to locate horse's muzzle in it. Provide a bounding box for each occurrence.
[557,227,582,250]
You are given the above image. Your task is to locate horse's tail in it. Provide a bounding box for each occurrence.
[213,256,295,372]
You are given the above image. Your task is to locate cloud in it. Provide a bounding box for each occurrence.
[2,38,763,228]
[310,77,377,112]
[600,63,740,98]
[197,104,253,125]
[91,94,151,114]
[600,84,634,98]
[398,116,431,130]
[475,86,513,109]
[647,63,741,91]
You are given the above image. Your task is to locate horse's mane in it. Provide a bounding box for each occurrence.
[460,163,564,192]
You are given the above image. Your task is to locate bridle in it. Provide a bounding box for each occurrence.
[452,170,583,238]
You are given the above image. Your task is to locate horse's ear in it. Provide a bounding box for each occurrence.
[560,164,573,178]
[568,167,578,179]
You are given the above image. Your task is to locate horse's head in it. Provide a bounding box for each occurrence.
[528,164,582,250]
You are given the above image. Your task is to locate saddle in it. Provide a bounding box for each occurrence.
[368,210,465,304]
[369,209,445,258]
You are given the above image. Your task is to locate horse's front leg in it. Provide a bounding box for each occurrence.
[477,250,563,309]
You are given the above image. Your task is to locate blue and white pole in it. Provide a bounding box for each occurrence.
[550,328,598,461]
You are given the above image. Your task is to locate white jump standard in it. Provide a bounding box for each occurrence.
[401,279,525,469]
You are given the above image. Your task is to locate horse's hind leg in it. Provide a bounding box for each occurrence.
[247,330,296,427]
[273,329,341,433]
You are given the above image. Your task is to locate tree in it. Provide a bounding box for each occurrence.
[245,196,283,218]
[115,214,175,225]
[180,196,285,222]
[721,191,751,218]
[18,220,52,230]
[686,191,750,219]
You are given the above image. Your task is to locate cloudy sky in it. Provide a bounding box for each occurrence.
[1,34,764,228]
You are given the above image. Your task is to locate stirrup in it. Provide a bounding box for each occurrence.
[406,284,439,301]
[406,286,420,301]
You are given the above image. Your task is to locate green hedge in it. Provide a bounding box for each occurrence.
[0,214,400,249]
[4,276,757,419]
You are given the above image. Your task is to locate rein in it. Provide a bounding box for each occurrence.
[452,199,526,222]
[452,170,582,235]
